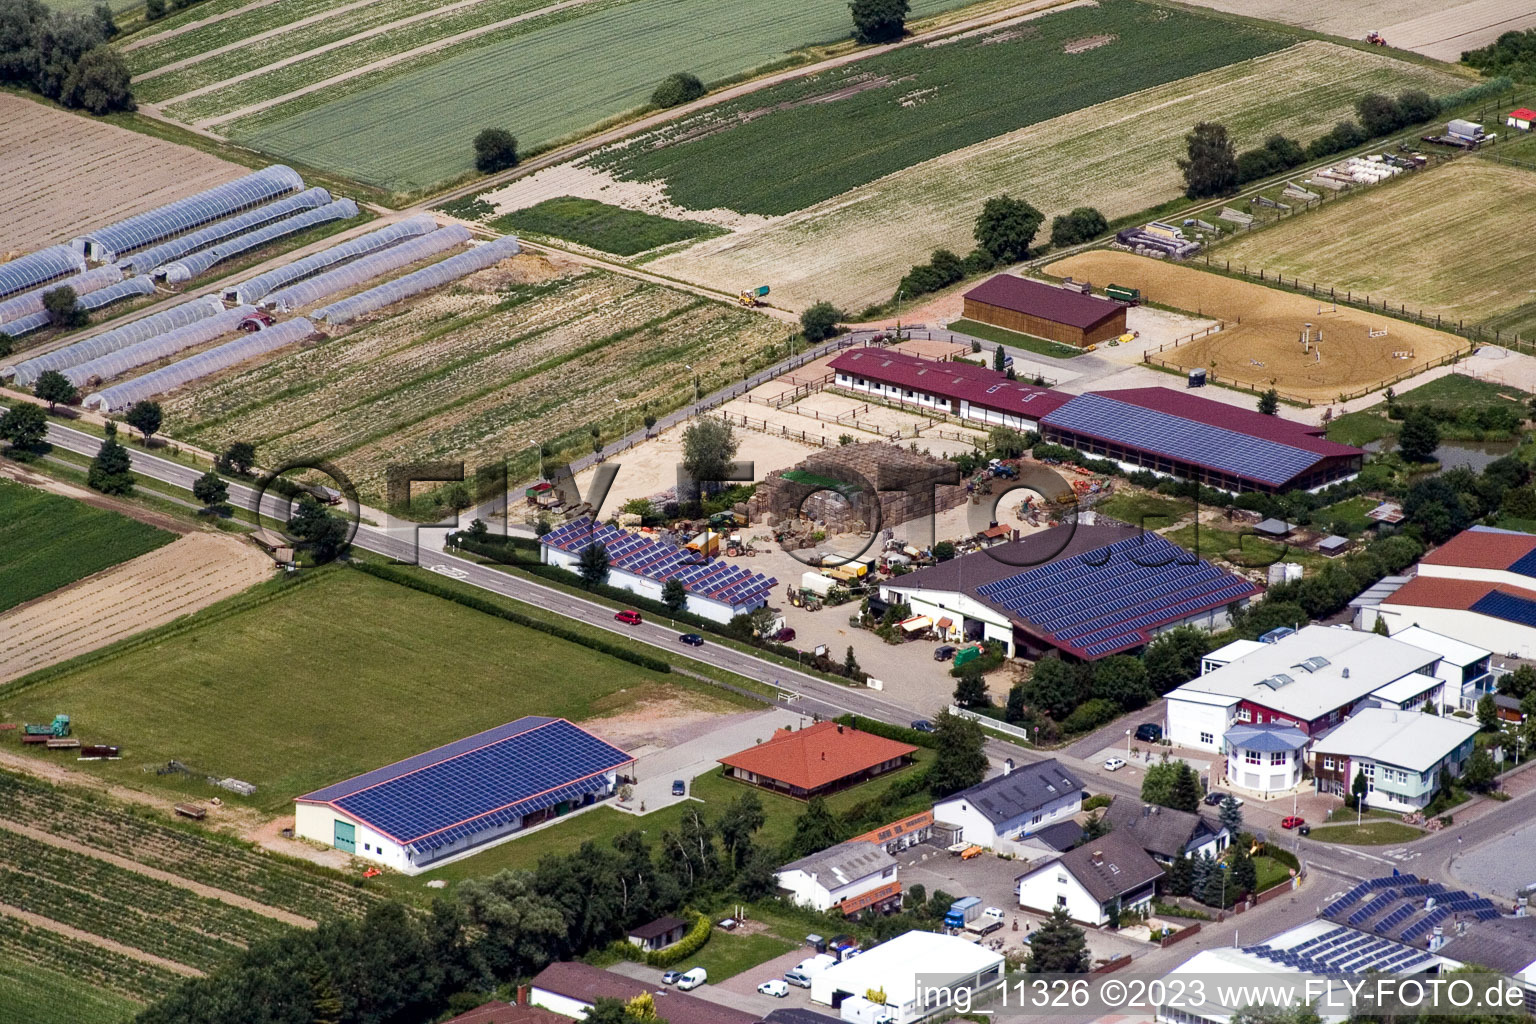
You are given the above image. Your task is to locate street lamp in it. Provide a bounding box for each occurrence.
[1126,728,1132,759]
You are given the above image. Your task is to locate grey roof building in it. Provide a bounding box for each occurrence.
[1436,914,1536,978]
[780,840,896,885]
[934,758,1085,848]
[1102,799,1228,863]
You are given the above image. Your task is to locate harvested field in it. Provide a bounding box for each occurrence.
[160,255,792,502]
[1046,251,1467,402]
[0,531,272,683]
[1215,159,1536,329]
[0,93,248,253]
[1175,0,1536,60]
[643,41,1464,309]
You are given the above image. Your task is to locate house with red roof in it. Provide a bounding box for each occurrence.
[829,347,1069,432]
[718,720,917,799]
[1509,108,1535,131]
[962,274,1127,347]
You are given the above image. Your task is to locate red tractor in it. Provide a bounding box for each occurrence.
[1365,31,1387,45]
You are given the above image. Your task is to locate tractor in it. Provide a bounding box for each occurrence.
[1365,31,1386,45]
[23,714,70,738]
[737,285,770,307]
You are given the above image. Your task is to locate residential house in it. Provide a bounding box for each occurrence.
[1309,708,1479,811]
[777,840,900,916]
[1016,830,1164,926]
[718,720,917,800]
[933,758,1084,849]
[1102,799,1228,864]
[626,916,688,953]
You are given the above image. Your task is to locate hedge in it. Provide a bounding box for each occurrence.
[647,912,712,968]
[1265,847,1301,873]
[349,561,672,673]
[833,714,939,750]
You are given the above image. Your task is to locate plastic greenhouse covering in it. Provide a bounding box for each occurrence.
[0,245,86,300]
[264,225,469,313]
[225,213,436,305]
[78,276,157,311]
[3,295,225,386]
[0,311,50,338]
[121,187,333,276]
[160,199,359,284]
[71,165,305,262]
[62,304,256,387]
[315,236,521,324]
[0,266,122,326]
[84,318,314,413]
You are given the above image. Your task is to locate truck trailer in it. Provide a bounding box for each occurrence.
[944,896,983,929]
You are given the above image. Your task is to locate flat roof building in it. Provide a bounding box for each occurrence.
[962,275,1127,348]
[1310,708,1478,811]
[809,931,1005,1023]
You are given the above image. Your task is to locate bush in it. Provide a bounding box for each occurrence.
[652,72,705,108]
[1060,698,1120,734]
[646,912,711,967]
[472,128,518,173]
[1083,793,1112,811]
[833,714,940,750]
[1048,207,1106,248]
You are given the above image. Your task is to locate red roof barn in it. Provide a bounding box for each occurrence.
[718,721,917,799]
[962,275,1127,347]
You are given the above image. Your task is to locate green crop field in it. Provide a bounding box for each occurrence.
[5,568,744,808]
[223,0,978,191]
[491,197,726,256]
[0,480,174,612]
[0,952,145,1022]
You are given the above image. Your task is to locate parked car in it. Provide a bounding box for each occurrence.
[1135,723,1163,742]
[678,632,704,646]
[1204,791,1225,806]
[661,970,682,985]
[1298,824,1311,836]
[758,980,789,998]
[784,969,813,988]
[910,719,934,733]
[774,627,796,643]
[1104,757,1126,772]
[934,644,958,662]
[615,609,642,625]
[1281,816,1306,830]
[676,968,707,991]
[671,779,686,797]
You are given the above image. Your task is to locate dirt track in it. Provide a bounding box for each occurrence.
[1045,251,1467,401]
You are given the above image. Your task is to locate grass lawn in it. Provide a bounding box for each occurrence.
[4,566,745,810]
[1094,491,1194,529]
[1315,495,1379,535]
[1325,410,1396,446]
[490,197,727,257]
[1306,821,1423,845]
[0,478,174,611]
[686,929,796,981]
[0,958,141,1024]
[1164,522,1318,572]
[1394,374,1531,408]
[946,319,1086,361]
[1251,854,1291,893]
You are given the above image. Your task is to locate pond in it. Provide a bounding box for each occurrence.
[1364,438,1520,473]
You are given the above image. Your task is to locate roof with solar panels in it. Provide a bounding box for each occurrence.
[297,717,633,857]
[539,517,777,609]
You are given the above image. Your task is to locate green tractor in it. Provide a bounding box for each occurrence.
[23,714,70,737]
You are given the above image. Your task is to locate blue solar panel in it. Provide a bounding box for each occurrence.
[546,517,773,608]
[1507,548,1536,578]
[1471,590,1536,628]
[326,719,632,843]
[1042,393,1323,487]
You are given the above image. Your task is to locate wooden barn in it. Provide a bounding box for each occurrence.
[962,275,1126,347]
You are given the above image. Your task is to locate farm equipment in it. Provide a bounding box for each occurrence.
[709,510,746,529]
[738,285,770,307]
[1365,31,1386,45]
[79,745,122,760]
[237,311,275,332]
[1106,284,1140,304]
[174,803,207,821]
[23,714,70,738]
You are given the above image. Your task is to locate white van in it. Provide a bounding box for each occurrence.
[676,967,707,991]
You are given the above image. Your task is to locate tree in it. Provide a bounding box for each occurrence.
[1463,748,1497,792]
[1092,655,1152,711]
[1476,693,1499,731]
[1230,847,1257,896]
[1257,388,1278,416]
[681,417,738,495]
[1049,207,1107,248]
[1143,627,1210,694]
[192,469,228,512]
[90,3,116,40]
[1201,860,1230,907]
[1190,850,1213,899]
[33,369,75,410]
[1024,907,1090,973]
[786,796,844,858]
[0,401,47,454]
[1374,616,1391,636]
[651,71,704,108]
[1166,855,1193,897]
[661,577,687,613]
[41,285,86,328]
[1219,794,1243,836]
[87,421,132,494]
[472,128,518,173]
[60,44,132,113]
[1398,409,1440,462]
[288,494,348,562]
[1422,697,1438,715]
[1231,1006,1322,1024]
[220,440,257,475]
[1023,655,1088,721]
[716,790,765,870]
[1501,664,1536,699]
[1395,88,1439,125]
[1351,767,1369,809]
[145,0,165,18]
[1142,761,1200,813]
[35,10,107,100]
[933,540,955,562]
[973,195,1042,263]
[1178,122,1238,198]
[124,400,162,444]
[928,710,987,797]
[849,0,908,44]
[1355,92,1403,137]
[992,344,1007,372]
[843,645,860,677]
[800,301,843,342]
[577,540,611,588]
[953,671,989,708]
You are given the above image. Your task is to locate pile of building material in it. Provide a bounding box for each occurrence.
[1114,220,1199,258]
[748,442,966,540]
[1282,182,1319,202]
[1251,195,1290,211]
[1309,156,1401,189]
[1218,207,1255,226]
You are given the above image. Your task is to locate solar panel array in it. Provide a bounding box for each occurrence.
[971,532,1253,657]
[1243,925,1435,975]
[541,518,777,608]
[1319,876,1502,946]
[1471,589,1536,629]
[1506,548,1536,578]
[1042,393,1324,487]
[331,719,631,846]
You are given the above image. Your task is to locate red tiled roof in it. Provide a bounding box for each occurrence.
[531,963,759,1024]
[1419,528,1536,570]
[829,348,1070,418]
[718,720,917,791]
[441,1002,565,1024]
[1095,388,1362,458]
[964,274,1124,329]
[851,810,934,845]
[1383,575,1536,611]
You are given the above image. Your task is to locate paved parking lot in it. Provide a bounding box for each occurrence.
[625,707,805,811]
[713,947,824,1014]
[1451,822,1536,899]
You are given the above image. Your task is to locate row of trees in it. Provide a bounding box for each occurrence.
[0,0,133,114]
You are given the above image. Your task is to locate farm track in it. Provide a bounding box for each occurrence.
[0,904,202,978]
[120,0,284,51]
[0,819,314,928]
[135,0,398,81]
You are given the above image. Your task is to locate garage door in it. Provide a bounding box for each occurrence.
[334,819,356,853]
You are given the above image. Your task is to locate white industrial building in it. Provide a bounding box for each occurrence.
[932,759,1083,849]
[777,840,900,916]
[1310,708,1479,811]
[809,931,1005,1023]
[1015,830,1164,926]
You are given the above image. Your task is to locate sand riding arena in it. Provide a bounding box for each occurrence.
[1047,251,1467,403]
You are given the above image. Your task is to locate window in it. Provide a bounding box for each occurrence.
[1323,757,1334,770]
[1057,895,1068,907]
[1245,750,1262,765]
[1271,751,1287,766]
[1362,763,1376,779]
[1031,813,1043,825]
[1237,708,1252,722]
[1200,731,1214,745]
[1057,874,1069,885]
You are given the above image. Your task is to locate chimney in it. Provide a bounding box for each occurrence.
[1154,806,1161,815]
[1144,805,1152,818]
[516,985,529,1006]
[1426,896,1436,912]
[1091,850,1103,864]
[821,751,826,760]
[1003,758,1014,775]
[837,724,844,734]
[1343,667,1350,678]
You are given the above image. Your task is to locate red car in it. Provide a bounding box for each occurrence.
[1281,816,1305,830]
[614,609,643,625]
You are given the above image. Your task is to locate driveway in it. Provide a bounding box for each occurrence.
[608,958,783,1017]
[713,947,824,1014]
[625,707,804,812]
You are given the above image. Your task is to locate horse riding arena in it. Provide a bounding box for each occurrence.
[1046,251,1467,402]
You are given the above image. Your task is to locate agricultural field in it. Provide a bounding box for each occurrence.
[120,0,978,192]
[517,37,1468,309]
[1216,159,1536,340]
[0,479,174,613]
[1046,250,1466,402]
[0,957,141,1024]
[159,254,792,503]
[2,566,748,808]
[489,197,726,256]
[0,93,248,253]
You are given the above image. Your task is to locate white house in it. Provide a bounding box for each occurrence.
[809,931,1005,1023]
[1310,708,1479,811]
[1016,830,1164,926]
[932,759,1083,849]
[1222,722,1309,796]
[828,347,1070,433]
[776,840,900,916]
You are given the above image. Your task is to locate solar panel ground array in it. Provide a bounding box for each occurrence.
[544,518,776,607]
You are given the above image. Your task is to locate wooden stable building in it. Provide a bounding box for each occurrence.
[962,275,1126,347]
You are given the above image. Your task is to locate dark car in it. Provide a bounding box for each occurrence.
[774,627,796,643]
[671,780,686,797]
[1135,723,1163,743]
[934,645,958,662]
[910,719,934,733]
[1298,824,1311,836]
[1204,791,1225,806]
[679,633,704,646]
